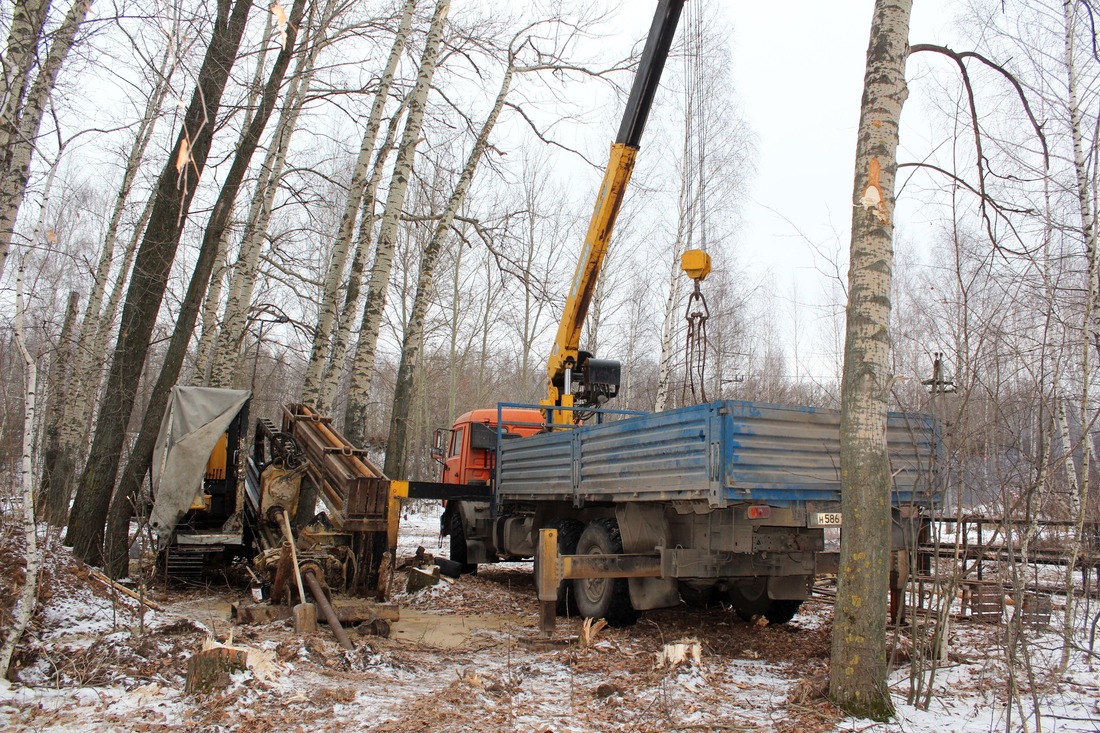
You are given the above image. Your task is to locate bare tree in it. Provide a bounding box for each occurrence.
[384,44,516,477]
[343,0,450,446]
[102,0,307,578]
[65,0,256,566]
[1,260,40,679]
[829,0,911,720]
[300,0,419,410]
[0,0,90,279]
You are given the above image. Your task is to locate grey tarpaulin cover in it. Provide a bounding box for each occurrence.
[149,386,250,544]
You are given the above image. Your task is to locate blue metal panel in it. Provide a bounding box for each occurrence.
[495,400,939,509]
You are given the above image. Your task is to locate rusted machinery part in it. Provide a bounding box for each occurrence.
[303,568,354,650]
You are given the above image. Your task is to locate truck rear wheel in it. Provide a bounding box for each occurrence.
[764,599,802,625]
[535,518,583,617]
[449,510,477,575]
[727,578,771,622]
[573,518,638,627]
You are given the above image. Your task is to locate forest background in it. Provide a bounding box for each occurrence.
[0,0,1096,582]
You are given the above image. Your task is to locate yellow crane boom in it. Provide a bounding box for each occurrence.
[543,0,686,424]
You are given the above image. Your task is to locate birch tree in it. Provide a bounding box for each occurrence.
[829,0,911,720]
[318,93,410,411]
[300,0,418,409]
[1057,0,1097,669]
[384,49,515,477]
[0,260,40,680]
[0,0,90,279]
[102,0,307,578]
[207,0,340,388]
[343,0,450,447]
[38,40,179,526]
[65,0,256,565]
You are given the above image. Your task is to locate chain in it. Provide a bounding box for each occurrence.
[682,280,710,405]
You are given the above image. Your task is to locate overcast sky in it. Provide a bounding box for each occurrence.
[712,1,959,377]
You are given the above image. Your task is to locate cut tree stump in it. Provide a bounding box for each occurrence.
[406,566,441,593]
[185,647,248,694]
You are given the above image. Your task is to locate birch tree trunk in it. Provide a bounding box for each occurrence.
[208,0,337,388]
[828,0,911,720]
[0,0,90,280]
[37,290,79,525]
[1059,0,1097,669]
[343,0,450,446]
[384,57,514,477]
[65,0,256,566]
[0,0,51,131]
[40,46,176,525]
[653,111,702,412]
[319,94,410,411]
[191,230,230,384]
[0,260,40,680]
[102,0,306,578]
[301,0,418,408]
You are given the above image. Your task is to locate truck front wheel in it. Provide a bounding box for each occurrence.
[449,510,477,575]
[573,518,638,627]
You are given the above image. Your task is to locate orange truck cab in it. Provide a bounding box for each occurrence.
[433,407,544,570]
[433,407,544,486]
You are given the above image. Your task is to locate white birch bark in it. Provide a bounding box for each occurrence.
[343,0,450,445]
[191,229,231,385]
[653,106,701,411]
[0,0,90,279]
[0,259,40,680]
[318,95,410,411]
[1060,0,1096,667]
[384,57,515,476]
[302,0,418,408]
[0,0,51,151]
[209,0,337,387]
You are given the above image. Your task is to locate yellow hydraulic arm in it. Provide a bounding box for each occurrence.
[543,0,686,424]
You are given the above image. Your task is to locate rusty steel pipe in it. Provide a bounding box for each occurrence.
[303,569,354,650]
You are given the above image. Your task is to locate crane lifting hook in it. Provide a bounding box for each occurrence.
[680,249,711,404]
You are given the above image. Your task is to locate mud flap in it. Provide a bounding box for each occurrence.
[767,575,812,600]
[616,504,679,610]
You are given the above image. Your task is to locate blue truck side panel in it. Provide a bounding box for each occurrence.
[495,400,938,508]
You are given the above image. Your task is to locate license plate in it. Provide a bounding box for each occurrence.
[814,512,843,527]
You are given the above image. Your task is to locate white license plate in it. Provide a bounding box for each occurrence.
[814,512,843,527]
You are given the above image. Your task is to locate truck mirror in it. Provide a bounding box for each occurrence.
[430,428,448,464]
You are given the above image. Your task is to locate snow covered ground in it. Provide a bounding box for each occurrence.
[1,504,1098,732]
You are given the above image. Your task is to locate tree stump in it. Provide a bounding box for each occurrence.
[406,566,441,593]
[185,647,248,694]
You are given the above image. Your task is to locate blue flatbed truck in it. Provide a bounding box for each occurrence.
[437,398,939,630]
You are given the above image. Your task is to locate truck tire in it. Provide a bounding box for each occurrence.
[764,599,802,625]
[534,518,583,617]
[727,579,771,622]
[573,518,638,627]
[449,510,478,575]
[679,581,720,608]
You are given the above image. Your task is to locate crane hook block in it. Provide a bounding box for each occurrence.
[681,249,711,282]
